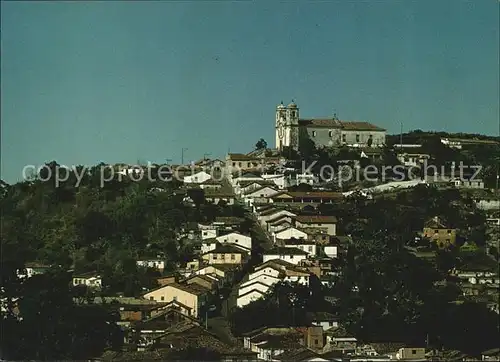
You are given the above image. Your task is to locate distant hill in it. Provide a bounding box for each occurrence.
[386,130,500,146]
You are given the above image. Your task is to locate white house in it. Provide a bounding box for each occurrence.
[243,186,279,207]
[283,238,317,257]
[136,259,165,271]
[308,312,339,331]
[266,214,295,233]
[231,172,264,188]
[295,173,318,186]
[261,173,287,189]
[294,216,337,236]
[237,289,266,308]
[200,228,218,240]
[241,273,282,289]
[238,280,273,298]
[216,232,252,251]
[323,245,338,258]
[183,171,212,184]
[239,181,276,196]
[263,247,308,265]
[73,272,102,289]
[258,209,296,227]
[273,227,308,243]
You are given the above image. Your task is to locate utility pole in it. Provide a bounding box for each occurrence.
[181,148,188,165]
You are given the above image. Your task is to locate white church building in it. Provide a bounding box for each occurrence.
[275,101,386,151]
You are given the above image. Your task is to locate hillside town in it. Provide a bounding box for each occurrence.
[2,102,499,361]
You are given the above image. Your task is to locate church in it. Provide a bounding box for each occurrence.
[275,101,386,151]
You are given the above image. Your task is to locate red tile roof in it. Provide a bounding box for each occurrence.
[298,119,385,131]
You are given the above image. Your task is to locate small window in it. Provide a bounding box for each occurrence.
[149,296,154,301]
[356,134,360,142]
[434,229,439,233]
[238,162,242,167]
[231,254,235,260]
[312,131,317,137]
[314,339,319,345]
[308,246,313,252]
[161,296,165,301]
[447,230,451,234]
[173,296,177,301]
[289,255,293,259]
[213,254,218,259]
[232,162,236,167]
[342,134,346,142]
[412,350,416,355]
[328,130,333,137]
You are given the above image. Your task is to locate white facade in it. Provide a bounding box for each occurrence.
[201,239,218,254]
[296,173,318,186]
[313,320,339,331]
[258,210,296,227]
[453,179,485,189]
[295,220,337,236]
[201,228,217,240]
[136,260,165,271]
[275,102,299,151]
[261,173,287,189]
[237,290,266,308]
[240,273,281,289]
[238,281,273,297]
[216,232,252,251]
[324,246,338,258]
[73,275,102,288]
[248,266,281,281]
[263,252,307,265]
[284,242,317,256]
[183,171,212,184]
[244,186,279,207]
[273,227,308,243]
[476,199,500,211]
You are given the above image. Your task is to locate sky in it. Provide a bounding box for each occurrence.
[1,0,499,183]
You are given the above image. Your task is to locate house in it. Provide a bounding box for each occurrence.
[323,245,338,258]
[253,259,310,285]
[261,173,288,189]
[198,179,224,190]
[270,191,343,204]
[237,285,272,308]
[136,259,165,271]
[263,246,308,265]
[395,347,426,360]
[282,237,317,257]
[273,226,308,243]
[183,170,212,184]
[307,312,338,331]
[394,144,430,167]
[226,154,265,175]
[185,274,219,291]
[157,274,177,287]
[266,214,295,233]
[238,180,277,196]
[324,325,357,354]
[242,327,304,361]
[19,262,50,279]
[258,208,296,227]
[214,216,246,229]
[294,215,337,236]
[202,244,247,266]
[274,348,329,361]
[72,271,102,289]
[216,231,252,251]
[299,257,335,279]
[422,216,457,248]
[194,264,237,286]
[200,227,218,240]
[142,283,209,318]
[204,191,235,205]
[243,186,279,206]
[128,309,201,349]
[452,178,485,189]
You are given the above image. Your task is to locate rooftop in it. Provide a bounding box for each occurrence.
[264,246,308,256]
[294,215,338,224]
[298,119,386,131]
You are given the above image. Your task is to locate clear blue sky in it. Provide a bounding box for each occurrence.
[1,1,499,183]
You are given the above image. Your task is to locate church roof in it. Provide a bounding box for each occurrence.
[299,119,385,131]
